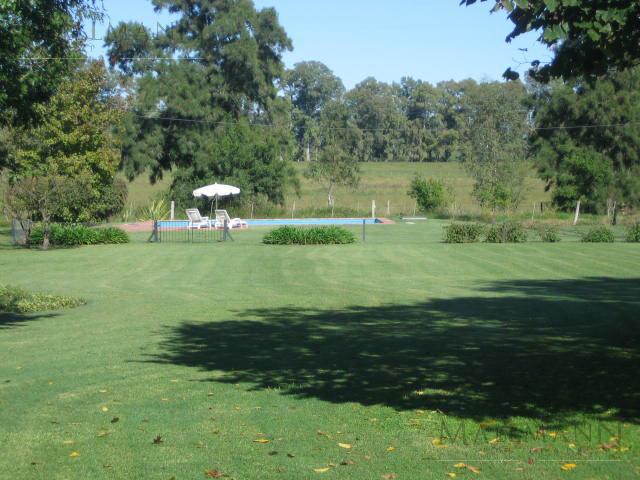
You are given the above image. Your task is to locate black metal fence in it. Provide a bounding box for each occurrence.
[150,220,232,243]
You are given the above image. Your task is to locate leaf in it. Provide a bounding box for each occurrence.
[530,447,543,453]
[316,430,329,437]
[100,406,109,412]
[111,417,120,423]
[253,438,270,444]
[287,453,295,458]
[561,463,577,471]
[386,446,396,452]
[153,435,163,444]
[489,437,500,444]
[454,463,467,468]
[431,438,443,446]
[204,470,226,478]
[313,467,330,473]
[97,430,109,437]
[99,389,108,393]
[467,465,481,474]
[382,474,398,479]
[447,474,457,479]
[338,443,352,449]
[69,451,80,458]
[63,440,74,445]
[340,460,356,466]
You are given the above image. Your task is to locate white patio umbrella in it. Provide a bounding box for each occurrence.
[192,183,241,214]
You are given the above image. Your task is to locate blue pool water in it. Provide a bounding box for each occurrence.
[157,218,381,228]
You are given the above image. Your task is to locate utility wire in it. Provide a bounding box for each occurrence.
[131,113,640,133]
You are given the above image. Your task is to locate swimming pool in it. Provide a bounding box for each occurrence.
[156,218,383,228]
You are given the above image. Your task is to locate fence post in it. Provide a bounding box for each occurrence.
[362,219,366,242]
[170,201,175,220]
[372,200,376,219]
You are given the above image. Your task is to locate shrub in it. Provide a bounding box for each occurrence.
[536,224,561,243]
[485,222,527,243]
[581,226,614,243]
[263,226,356,245]
[95,227,130,244]
[0,285,85,313]
[443,223,485,243]
[626,222,640,242]
[28,225,129,247]
[408,175,448,212]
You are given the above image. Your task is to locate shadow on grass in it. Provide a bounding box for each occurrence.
[0,312,59,329]
[149,277,640,423]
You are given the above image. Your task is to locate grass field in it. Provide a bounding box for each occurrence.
[121,162,553,218]
[1,221,639,479]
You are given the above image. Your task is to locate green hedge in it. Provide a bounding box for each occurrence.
[0,285,85,313]
[443,223,485,243]
[28,225,130,247]
[263,226,356,245]
[485,222,527,243]
[536,224,561,243]
[626,223,640,243]
[581,226,615,243]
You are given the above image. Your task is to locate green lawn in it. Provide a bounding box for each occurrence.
[1,222,639,479]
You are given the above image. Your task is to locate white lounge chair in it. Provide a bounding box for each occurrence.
[185,208,211,229]
[215,210,248,229]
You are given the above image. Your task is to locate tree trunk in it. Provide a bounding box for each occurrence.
[573,200,581,226]
[305,142,311,162]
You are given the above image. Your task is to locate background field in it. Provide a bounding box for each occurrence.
[1,222,639,479]
[122,162,553,218]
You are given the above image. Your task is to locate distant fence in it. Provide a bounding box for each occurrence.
[150,220,232,243]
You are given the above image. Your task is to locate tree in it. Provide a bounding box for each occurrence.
[2,175,92,249]
[8,61,126,222]
[284,61,345,162]
[106,0,297,205]
[462,1,640,82]
[408,175,448,212]
[531,68,640,214]
[345,78,406,162]
[460,81,530,211]
[0,0,101,127]
[305,102,361,207]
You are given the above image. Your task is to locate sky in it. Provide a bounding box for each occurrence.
[85,0,552,89]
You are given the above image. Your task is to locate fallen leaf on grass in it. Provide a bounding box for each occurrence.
[386,446,396,452]
[287,453,295,458]
[488,437,500,444]
[454,463,466,469]
[316,430,329,437]
[103,464,112,469]
[153,435,163,445]
[69,451,80,458]
[313,467,330,473]
[111,417,119,423]
[560,463,577,471]
[446,474,456,478]
[204,469,226,478]
[253,438,270,444]
[467,465,480,474]
[382,474,398,479]
[340,460,356,466]
[530,447,543,453]
[97,431,109,437]
[338,443,352,449]
[99,389,107,393]
[63,440,74,445]
[100,406,109,412]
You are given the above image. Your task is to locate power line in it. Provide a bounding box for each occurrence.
[131,112,640,133]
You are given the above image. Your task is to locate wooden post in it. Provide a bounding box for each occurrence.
[573,200,581,225]
[387,200,390,216]
[362,219,366,242]
[372,200,376,219]
[170,201,175,220]
[251,202,254,219]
